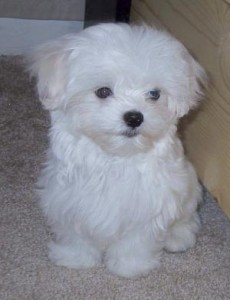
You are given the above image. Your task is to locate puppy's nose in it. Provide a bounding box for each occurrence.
[123,111,144,128]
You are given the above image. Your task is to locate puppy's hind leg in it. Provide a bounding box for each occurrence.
[164,212,200,253]
[165,173,202,253]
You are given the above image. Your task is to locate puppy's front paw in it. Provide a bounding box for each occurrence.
[48,241,102,269]
[105,253,160,278]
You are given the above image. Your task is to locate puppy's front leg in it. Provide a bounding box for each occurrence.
[48,235,102,269]
[105,230,161,278]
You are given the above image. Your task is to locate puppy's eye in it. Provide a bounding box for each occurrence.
[147,89,161,101]
[95,87,113,99]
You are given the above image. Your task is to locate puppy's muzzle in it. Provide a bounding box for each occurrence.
[123,111,144,128]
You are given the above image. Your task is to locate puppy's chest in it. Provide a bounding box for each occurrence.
[72,155,180,231]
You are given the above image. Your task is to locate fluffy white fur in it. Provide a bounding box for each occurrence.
[30,23,206,278]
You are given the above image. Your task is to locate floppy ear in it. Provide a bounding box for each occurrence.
[28,41,69,110]
[189,54,207,96]
[168,48,207,118]
[180,52,207,117]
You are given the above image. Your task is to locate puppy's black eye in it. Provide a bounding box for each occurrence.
[95,87,113,99]
[148,89,161,101]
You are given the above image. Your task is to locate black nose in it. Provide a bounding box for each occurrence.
[123,111,144,128]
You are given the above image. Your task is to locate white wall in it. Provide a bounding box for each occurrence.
[0,18,84,55]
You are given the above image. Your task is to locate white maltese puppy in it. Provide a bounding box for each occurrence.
[30,23,206,278]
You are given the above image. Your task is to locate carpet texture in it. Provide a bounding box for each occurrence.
[0,56,230,300]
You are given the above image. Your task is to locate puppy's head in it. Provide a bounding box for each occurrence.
[30,23,206,156]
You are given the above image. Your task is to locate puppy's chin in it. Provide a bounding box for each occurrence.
[122,128,139,138]
[85,131,158,157]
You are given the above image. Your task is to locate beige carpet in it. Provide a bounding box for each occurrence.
[1,56,230,300]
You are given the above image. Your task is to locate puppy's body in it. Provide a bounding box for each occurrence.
[31,24,205,277]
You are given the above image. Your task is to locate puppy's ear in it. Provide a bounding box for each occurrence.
[29,41,69,110]
[189,54,207,96]
[168,49,207,118]
[180,52,207,117]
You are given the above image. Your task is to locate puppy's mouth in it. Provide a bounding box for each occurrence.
[122,128,139,138]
